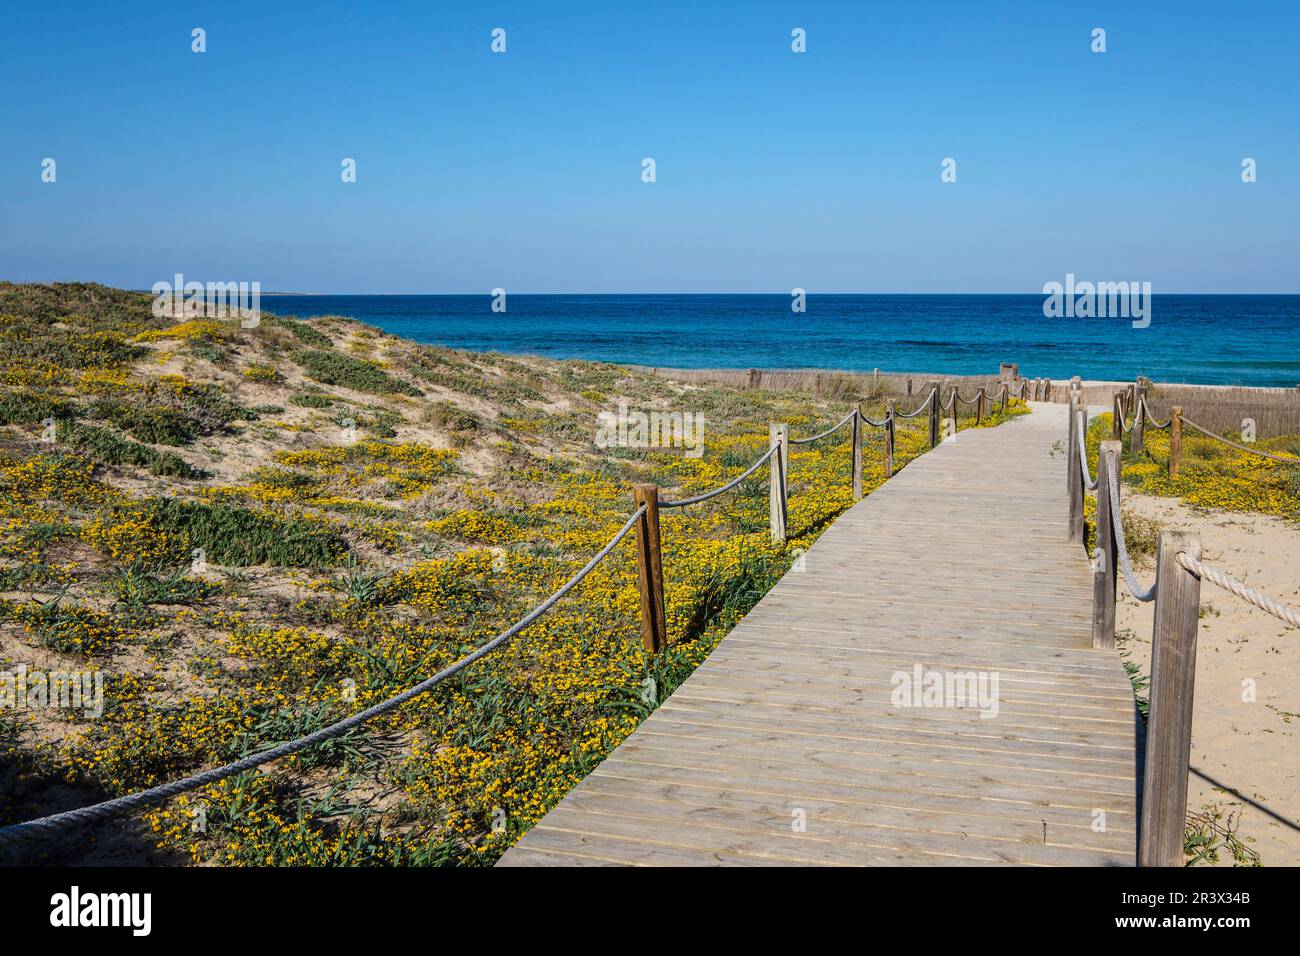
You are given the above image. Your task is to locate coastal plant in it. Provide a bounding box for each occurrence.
[293,349,421,397]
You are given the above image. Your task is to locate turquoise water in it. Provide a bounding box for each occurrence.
[259,294,1300,387]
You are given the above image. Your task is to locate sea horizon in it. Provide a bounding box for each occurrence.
[257,293,1300,387]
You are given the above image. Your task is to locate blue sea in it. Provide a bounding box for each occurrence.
[258,294,1300,387]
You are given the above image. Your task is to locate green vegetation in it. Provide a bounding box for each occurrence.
[141,498,348,568]
[64,422,201,478]
[293,349,421,396]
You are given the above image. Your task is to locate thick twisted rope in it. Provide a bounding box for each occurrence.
[1140,398,1170,429]
[0,506,647,847]
[1180,416,1300,465]
[1076,410,1099,491]
[1175,552,1300,629]
[1114,403,1132,433]
[1104,450,1156,602]
[658,445,778,507]
[788,409,856,445]
[894,388,937,419]
[861,412,890,428]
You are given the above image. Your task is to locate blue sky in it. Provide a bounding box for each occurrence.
[2,1,1297,293]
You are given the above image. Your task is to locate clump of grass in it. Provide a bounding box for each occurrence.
[245,465,323,492]
[146,380,255,434]
[65,422,201,478]
[0,390,74,426]
[143,497,347,568]
[1185,804,1262,867]
[264,314,334,349]
[1117,631,1150,719]
[330,566,392,606]
[186,341,230,365]
[242,364,282,384]
[85,398,197,445]
[290,391,334,408]
[104,567,217,609]
[0,592,133,656]
[421,401,478,445]
[1120,509,1162,561]
[294,349,420,397]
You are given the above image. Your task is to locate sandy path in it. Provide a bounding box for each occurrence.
[1115,494,1300,865]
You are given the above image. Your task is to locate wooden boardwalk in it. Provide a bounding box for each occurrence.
[499,402,1141,866]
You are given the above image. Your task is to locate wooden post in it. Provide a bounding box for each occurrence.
[851,406,863,501]
[1067,393,1084,544]
[1112,393,1124,441]
[1140,531,1202,867]
[885,400,896,478]
[906,377,913,399]
[927,381,940,448]
[975,388,984,425]
[631,484,667,654]
[1133,386,1147,454]
[1091,441,1121,649]
[769,423,788,544]
[1169,406,1183,477]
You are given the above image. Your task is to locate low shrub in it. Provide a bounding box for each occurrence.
[294,349,420,397]
[142,497,347,567]
[65,423,201,478]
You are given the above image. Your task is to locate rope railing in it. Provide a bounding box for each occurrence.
[657,445,778,508]
[894,387,937,419]
[788,409,857,445]
[955,387,1001,405]
[1179,415,1300,465]
[1114,402,1133,433]
[1175,552,1300,629]
[1140,397,1170,429]
[0,505,648,848]
[1076,410,1099,491]
[1104,450,1156,602]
